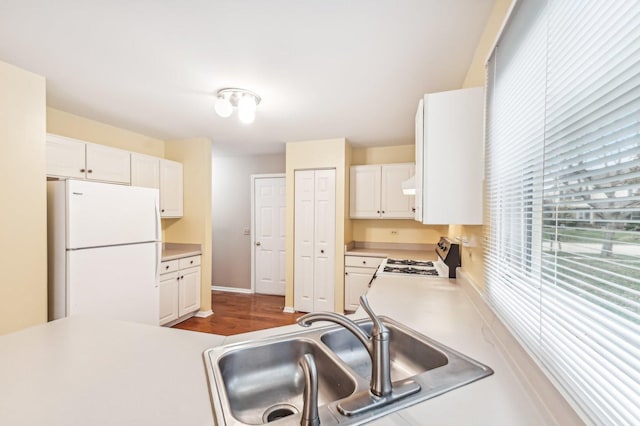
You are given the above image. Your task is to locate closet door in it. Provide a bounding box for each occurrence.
[312,169,335,312]
[293,169,336,313]
[294,170,316,312]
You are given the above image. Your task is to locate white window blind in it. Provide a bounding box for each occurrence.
[485,1,640,424]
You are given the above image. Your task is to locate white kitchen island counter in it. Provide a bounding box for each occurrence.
[0,316,224,426]
[0,276,582,425]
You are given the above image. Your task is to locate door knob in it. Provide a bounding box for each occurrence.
[256,242,261,246]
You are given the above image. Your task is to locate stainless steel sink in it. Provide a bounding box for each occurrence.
[204,317,493,425]
[320,322,448,382]
[213,338,356,425]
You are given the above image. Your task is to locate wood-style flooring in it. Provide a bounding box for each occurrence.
[172,290,303,336]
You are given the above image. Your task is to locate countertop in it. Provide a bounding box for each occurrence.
[0,276,573,425]
[162,242,202,261]
[345,242,436,261]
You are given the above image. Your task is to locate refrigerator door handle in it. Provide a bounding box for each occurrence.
[154,201,161,242]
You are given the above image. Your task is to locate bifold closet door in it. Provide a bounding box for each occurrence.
[293,169,336,312]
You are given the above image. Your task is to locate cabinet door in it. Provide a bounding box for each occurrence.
[160,159,183,218]
[381,163,415,219]
[178,266,201,317]
[46,134,86,179]
[414,100,424,222]
[159,273,179,325]
[131,153,160,189]
[350,165,381,218]
[422,87,484,224]
[344,267,375,311]
[86,143,131,184]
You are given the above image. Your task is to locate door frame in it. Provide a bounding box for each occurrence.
[250,173,286,293]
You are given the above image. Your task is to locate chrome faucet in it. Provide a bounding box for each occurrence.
[298,353,320,426]
[297,294,393,398]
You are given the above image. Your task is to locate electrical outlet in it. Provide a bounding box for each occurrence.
[243,228,250,235]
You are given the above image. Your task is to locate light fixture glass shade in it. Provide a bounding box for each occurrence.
[214,96,233,118]
[238,94,257,124]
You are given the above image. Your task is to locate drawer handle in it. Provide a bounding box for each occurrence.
[165,265,170,270]
[362,260,367,264]
[190,260,194,264]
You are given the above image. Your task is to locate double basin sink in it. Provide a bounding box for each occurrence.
[204,317,493,425]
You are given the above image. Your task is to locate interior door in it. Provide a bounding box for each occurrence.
[294,170,316,312]
[312,169,336,312]
[254,176,286,295]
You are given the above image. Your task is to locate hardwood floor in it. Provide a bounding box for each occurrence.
[172,290,303,335]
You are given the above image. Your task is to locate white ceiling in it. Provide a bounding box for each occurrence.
[0,0,494,155]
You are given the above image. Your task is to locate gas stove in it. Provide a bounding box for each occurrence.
[378,237,461,278]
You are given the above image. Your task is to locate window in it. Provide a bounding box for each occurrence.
[485,1,640,424]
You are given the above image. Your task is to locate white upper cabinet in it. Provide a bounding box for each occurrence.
[350,163,415,219]
[416,87,484,225]
[85,143,131,184]
[46,133,130,184]
[131,154,183,218]
[131,153,160,189]
[159,159,183,218]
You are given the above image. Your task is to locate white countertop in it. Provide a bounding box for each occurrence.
[161,242,202,261]
[0,276,574,425]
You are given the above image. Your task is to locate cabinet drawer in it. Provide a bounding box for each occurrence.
[179,255,201,269]
[160,260,179,274]
[345,256,384,268]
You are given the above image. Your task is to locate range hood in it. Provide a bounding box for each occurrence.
[401,175,416,195]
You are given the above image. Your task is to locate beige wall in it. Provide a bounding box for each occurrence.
[454,0,513,287]
[0,60,48,335]
[461,0,513,88]
[163,138,213,314]
[350,144,444,244]
[47,107,164,157]
[285,138,348,312]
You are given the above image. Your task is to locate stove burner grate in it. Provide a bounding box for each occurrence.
[383,266,440,276]
[386,258,434,268]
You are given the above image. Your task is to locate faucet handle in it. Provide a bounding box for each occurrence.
[359,294,387,337]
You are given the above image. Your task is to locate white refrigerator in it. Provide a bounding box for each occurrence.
[47,180,161,325]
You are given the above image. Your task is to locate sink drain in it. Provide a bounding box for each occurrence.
[263,404,299,423]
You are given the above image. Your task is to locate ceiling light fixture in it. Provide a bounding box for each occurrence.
[214,88,261,124]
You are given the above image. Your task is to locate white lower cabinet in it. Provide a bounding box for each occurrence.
[159,255,201,326]
[344,256,384,311]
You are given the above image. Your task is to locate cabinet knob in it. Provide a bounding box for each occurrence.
[161,209,165,212]
[412,208,416,212]
[256,242,261,246]
[382,210,385,214]
[190,260,194,264]
[377,210,380,214]
[165,265,169,270]
[176,277,180,281]
[80,168,86,173]
[87,169,93,173]
[362,260,367,264]
[345,272,349,275]
[181,275,184,279]
[320,249,325,254]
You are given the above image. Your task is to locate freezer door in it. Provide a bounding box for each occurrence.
[66,180,160,249]
[66,243,160,325]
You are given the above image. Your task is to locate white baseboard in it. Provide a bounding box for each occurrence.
[283,306,295,313]
[211,286,253,294]
[195,310,213,318]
